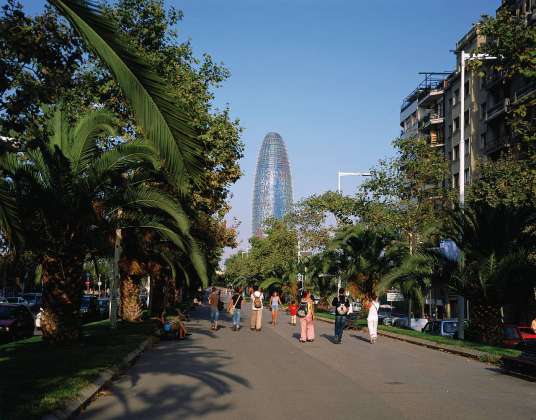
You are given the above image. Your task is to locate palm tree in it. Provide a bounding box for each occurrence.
[48,0,203,190]
[0,108,206,342]
[443,203,536,344]
[322,225,404,300]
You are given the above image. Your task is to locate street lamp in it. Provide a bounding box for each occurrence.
[457,51,498,339]
[337,171,371,194]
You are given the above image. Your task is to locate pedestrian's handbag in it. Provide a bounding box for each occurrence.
[227,296,237,315]
[297,300,308,318]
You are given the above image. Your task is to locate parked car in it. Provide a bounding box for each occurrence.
[502,324,536,348]
[80,295,100,322]
[98,298,110,318]
[22,293,42,314]
[0,296,7,304]
[0,304,35,341]
[422,319,460,337]
[6,297,28,305]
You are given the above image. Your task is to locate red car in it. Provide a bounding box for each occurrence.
[502,324,536,348]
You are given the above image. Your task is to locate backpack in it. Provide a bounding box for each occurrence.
[336,297,348,316]
[297,300,308,318]
[253,293,262,309]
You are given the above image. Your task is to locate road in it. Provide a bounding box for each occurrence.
[79,305,536,420]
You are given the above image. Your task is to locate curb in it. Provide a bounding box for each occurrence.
[316,315,491,362]
[42,331,159,420]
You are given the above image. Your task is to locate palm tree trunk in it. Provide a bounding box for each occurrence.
[119,258,143,322]
[468,300,503,345]
[147,261,165,316]
[120,274,142,321]
[40,254,83,343]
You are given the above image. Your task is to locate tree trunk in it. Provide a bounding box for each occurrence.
[40,254,84,344]
[119,259,143,322]
[467,300,503,345]
[166,275,176,307]
[147,261,165,316]
[120,276,142,322]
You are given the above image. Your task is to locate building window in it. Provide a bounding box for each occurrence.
[480,133,487,149]
[449,97,453,108]
[453,117,460,132]
[464,110,469,126]
[453,173,459,189]
[464,81,469,96]
[481,102,487,120]
[448,151,453,161]
[465,138,470,155]
[448,124,453,137]
[453,145,459,161]
[454,89,459,105]
[464,168,470,184]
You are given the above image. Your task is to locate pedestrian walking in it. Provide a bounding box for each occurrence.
[297,291,315,342]
[270,291,282,325]
[332,288,350,344]
[288,299,298,326]
[250,286,264,331]
[228,287,243,331]
[367,295,380,344]
[208,287,220,330]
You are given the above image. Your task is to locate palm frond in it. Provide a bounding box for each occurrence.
[0,179,20,245]
[92,142,159,178]
[70,108,117,174]
[48,0,203,188]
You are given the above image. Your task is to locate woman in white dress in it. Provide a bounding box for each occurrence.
[367,296,380,344]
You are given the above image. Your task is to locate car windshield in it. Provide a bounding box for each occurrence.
[0,306,17,320]
[6,297,20,303]
[443,322,458,333]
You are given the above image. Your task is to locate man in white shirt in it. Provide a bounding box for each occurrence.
[250,286,264,331]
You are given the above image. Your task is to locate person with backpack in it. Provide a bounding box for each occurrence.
[208,287,220,331]
[297,291,315,342]
[228,286,243,331]
[367,295,380,344]
[250,286,264,331]
[331,288,350,344]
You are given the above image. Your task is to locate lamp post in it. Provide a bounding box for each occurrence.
[337,171,371,194]
[457,51,498,339]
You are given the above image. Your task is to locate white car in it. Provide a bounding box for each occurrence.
[6,297,28,305]
[0,296,7,304]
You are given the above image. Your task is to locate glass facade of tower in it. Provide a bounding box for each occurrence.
[252,132,293,236]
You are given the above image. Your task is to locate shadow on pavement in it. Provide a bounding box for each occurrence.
[320,333,338,344]
[80,307,251,420]
[350,334,372,344]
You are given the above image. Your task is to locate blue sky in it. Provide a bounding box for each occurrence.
[22,0,500,255]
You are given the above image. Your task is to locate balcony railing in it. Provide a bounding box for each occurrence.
[513,81,536,104]
[485,100,508,122]
[419,113,445,130]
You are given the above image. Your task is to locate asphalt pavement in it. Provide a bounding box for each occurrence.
[78,303,536,420]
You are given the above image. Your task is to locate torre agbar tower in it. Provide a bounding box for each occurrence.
[252,132,293,236]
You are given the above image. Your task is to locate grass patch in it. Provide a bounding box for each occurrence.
[317,314,521,361]
[0,319,156,420]
[376,325,521,360]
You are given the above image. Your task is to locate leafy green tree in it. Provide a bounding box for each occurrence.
[358,136,453,254]
[467,8,536,209]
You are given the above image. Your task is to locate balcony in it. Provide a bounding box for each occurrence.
[484,136,511,156]
[485,99,508,123]
[513,81,536,104]
[420,113,445,131]
[419,89,444,108]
